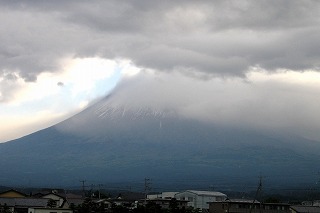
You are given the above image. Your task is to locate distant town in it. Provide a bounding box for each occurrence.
[1,183,320,213]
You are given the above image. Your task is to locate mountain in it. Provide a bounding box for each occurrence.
[1,93,320,191]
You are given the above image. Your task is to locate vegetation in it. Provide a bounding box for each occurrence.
[0,203,11,213]
[47,198,57,208]
[70,197,200,213]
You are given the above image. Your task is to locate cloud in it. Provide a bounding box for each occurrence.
[1,1,320,82]
[0,57,122,142]
[1,1,320,141]
[105,69,320,141]
[55,0,320,74]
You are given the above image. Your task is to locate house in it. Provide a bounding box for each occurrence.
[312,200,320,206]
[0,197,49,213]
[146,198,189,209]
[208,199,290,213]
[0,189,27,198]
[111,197,135,208]
[63,193,84,209]
[290,205,320,213]
[66,198,85,208]
[174,190,227,210]
[41,192,68,208]
[94,199,112,209]
[0,197,73,213]
[301,200,320,207]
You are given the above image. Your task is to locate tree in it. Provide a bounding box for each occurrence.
[47,199,57,208]
[145,201,162,213]
[111,203,129,213]
[79,198,96,213]
[169,198,179,213]
[0,203,12,213]
[69,203,76,211]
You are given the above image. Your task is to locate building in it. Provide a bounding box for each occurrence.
[209,199,290,213]
[146,198,189,209]
[147,192,179,200]
[175,190,227,210]
[290,205,320,213]
[28,207,73,213]
[41,192,68,208]
[0,197,73,213]
[0,197,50,213]
[0,189,27,198]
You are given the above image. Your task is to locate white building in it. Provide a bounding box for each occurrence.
[147,192,178,200]
[174,190,227,210]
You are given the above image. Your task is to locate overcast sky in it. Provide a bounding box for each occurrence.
[1,0,320,142]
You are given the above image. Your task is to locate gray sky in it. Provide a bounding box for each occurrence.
[1,0,320,142]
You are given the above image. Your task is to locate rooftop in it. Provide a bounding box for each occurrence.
[185,190,227,197]
[0,198,49,207]
[290,205,320,213]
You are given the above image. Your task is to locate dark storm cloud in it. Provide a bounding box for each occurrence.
[54,0,320,74]
[75,0,319,73]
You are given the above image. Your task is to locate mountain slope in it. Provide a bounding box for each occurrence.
[1,95,320,190]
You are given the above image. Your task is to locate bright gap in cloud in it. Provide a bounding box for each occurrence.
[0,57,140,143]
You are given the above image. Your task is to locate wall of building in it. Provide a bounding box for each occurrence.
[29,208,73,213]
[42,194,65,208]
[209,202,290,213]
[175,191,224,209]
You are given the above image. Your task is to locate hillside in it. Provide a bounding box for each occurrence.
[1,94,320,190]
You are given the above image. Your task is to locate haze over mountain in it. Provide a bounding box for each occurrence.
[1,72,320,191]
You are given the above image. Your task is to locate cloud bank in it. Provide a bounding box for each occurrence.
[1,1,320,141]
[105,69,320,141]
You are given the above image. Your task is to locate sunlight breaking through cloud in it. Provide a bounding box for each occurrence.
[0,57,138,142]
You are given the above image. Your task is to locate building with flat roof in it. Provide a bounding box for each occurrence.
[175,190,227,210]
[209,199,290,213]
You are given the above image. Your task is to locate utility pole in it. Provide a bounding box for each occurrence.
[80,180,87,198]
[97,184,103,199]
[144,178,151,208]
[250,175,263,213]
